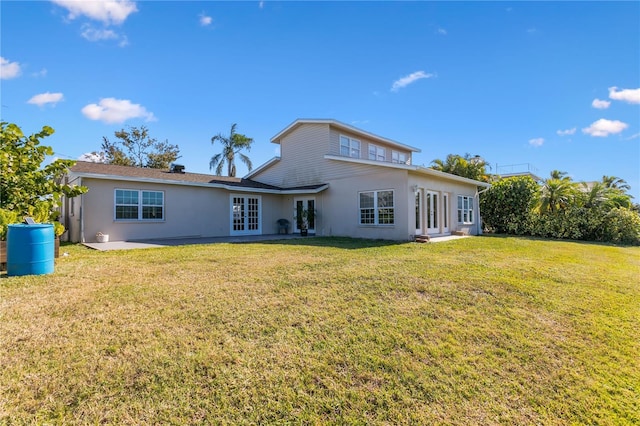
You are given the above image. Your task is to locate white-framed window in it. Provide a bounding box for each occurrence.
[368,144,386,162]
[359,190,394,225]
[457,195,474,224]
[115,189,164,221]
[340,135,361,158]
[392,150,409,165]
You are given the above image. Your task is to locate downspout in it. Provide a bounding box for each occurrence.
[475,186,491,235]
[79,177,85,243]
[65,175,84,243]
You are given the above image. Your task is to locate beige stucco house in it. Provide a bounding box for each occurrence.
[63,119,490,243]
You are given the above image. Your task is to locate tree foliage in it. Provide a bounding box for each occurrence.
[0,122,87,222]
[101,125,180,169]
[209,123,254,177]
[481,171,639,245]
[430,153,491,183]
[538,171,577,214]
[480,176,538,235]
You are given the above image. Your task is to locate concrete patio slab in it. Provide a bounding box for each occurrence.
[82,234,470,252]
[82,234,305,251]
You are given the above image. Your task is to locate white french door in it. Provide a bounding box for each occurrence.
[230,195,261,235]
[293,197,315,233]
[426,190,439,234]
[415,190,423,235]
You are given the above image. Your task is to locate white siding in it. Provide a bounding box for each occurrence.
[408,172,481,236]
[70,178,288,242]
[251,123,330,187]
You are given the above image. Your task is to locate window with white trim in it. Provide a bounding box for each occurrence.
[392,150,409,165]
[340,135,361,158]
[457,195,474,224]
[115,189,164,221]
[368,144,386,162]
[359,190,394,225]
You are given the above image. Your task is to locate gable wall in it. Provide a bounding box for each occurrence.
[250,123,330,187]
[252,123,416,188]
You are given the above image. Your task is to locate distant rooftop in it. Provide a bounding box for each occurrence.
[496,163,542,182]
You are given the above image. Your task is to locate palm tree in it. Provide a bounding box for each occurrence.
[209,123,253,177]
[579,181,611,209]
[539,171,576,214]
[601,175,631,191]
[431,153,490,182]
[550,170,570,181]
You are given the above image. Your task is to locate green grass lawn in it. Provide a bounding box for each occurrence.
[1,236,638,425]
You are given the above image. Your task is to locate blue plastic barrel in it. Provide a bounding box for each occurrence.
[7,224,54,276]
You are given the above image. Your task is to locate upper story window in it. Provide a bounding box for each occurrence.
[340,135,361,158]
[115,189,164,221]
[368,144,386,162]
[392,150,410,165]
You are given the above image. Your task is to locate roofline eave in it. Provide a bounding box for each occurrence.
[69,171,328,194]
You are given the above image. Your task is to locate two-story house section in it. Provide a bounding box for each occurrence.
[246,119,490,241]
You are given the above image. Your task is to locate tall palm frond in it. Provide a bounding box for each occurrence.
[601,175,631,191]
[209,123,254,177]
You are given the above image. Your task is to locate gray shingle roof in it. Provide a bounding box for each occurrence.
[69,161,327,191]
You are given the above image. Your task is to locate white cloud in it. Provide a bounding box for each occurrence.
[81,98,156,124]
[528,137,544,147]
[556,128,576,136]
[582,119,628,137]
[1,57,21,79]
[81,25,118,41]
[27,92,64,107]
[78,152,106,163]
[199,13,212,26]
[80,24,129,46]
[608,86,640,104]
[624,132,640,141]
[437,28,447,35]
[591,98,610,109]
[32,68,48,78]
[51,0,138,25]
[391,70,435,92]
[259,1,265,9]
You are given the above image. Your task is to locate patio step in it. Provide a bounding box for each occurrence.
[415,235,431,243]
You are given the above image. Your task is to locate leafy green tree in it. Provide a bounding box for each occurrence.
[100,125,180,169]
[0,121,87,220]
[538,171,577,214]
[480,176,539,234]
[430,153,490,182]
[209,123,253,177]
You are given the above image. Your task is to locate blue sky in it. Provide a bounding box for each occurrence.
[2,1,639,198]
